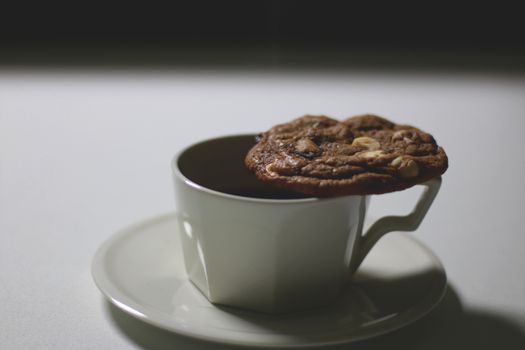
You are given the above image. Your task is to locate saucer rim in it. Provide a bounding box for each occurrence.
[92,212,447,348]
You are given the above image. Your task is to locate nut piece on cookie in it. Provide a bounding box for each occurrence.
[391,156,403,167]
[399,159,419,178]
[245,114,448,196]
[351,136,380,150]
[295,138,321,158]
[360,150,385,160]
[391,156,420,178]
[392,129,417,142]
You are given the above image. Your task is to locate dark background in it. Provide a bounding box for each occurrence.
[1,1,524,68]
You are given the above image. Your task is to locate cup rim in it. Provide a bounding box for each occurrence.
[171,134,347,204]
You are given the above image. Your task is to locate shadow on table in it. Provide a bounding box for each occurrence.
[105,285,525,350]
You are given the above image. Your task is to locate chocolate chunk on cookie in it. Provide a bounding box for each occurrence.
[244,114,448,196]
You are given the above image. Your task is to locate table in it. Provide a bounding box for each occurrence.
[2,62,524,349]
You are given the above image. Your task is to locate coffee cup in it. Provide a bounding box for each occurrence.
[171,135,441,314]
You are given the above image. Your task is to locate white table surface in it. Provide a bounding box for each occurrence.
[1,65,525,349]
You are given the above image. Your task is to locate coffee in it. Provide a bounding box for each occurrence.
[178,134,313,200]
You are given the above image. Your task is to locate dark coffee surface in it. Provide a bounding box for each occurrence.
[177,135,314,200]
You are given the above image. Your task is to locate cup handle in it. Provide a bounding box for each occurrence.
[350,176,442,273]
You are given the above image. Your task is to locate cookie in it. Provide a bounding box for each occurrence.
[244,114,448,196]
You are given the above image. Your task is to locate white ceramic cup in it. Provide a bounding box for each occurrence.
[172,135,441,314]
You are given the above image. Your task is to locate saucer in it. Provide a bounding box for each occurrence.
[92,212,446,348]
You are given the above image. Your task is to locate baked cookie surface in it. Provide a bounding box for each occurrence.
[245,115,448,196]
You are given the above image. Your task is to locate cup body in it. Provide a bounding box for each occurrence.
[172,135,367,313]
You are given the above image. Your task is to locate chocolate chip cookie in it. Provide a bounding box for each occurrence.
[244,114,448,196]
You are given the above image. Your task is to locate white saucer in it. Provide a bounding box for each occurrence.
[92,212,446,348]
